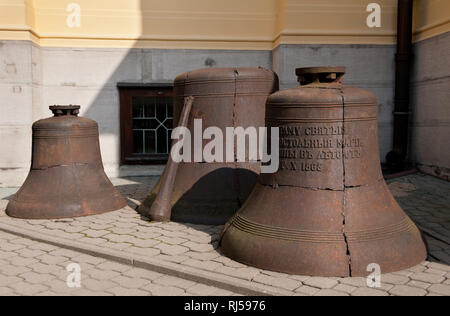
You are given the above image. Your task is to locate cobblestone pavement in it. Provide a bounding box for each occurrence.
[0,173,449,296]
[0,230,238,296]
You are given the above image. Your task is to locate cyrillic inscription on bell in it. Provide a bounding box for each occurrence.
[221,67,427,277]
[6,105,127,220]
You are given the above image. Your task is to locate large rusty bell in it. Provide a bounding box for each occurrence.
[138,68,278,225]
[6,105,127,219]
[221,67,427,277]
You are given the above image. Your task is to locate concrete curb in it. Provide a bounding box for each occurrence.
[0,220,292,296]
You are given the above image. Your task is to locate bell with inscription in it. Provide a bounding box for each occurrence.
[220,67,426,277]
[6,105,127,219]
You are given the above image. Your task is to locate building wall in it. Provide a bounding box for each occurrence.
[411,0,450,180]
[0,0,449,186]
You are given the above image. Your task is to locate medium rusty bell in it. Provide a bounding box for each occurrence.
[220,67,427,277]
[138,68,279,225]
[6,105,127,219]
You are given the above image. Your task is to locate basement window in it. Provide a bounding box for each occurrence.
[118,84,174,165]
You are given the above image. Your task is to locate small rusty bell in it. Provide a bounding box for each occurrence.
[220,67,427,277]
[6,105,127,219]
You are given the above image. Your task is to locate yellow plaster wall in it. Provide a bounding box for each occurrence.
[276,0,398,45]
[0,0,449,49]
[413,0,450,42]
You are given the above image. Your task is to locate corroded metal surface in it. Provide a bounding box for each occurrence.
[221,67,427,277]
[138,68,278,225]
[6,105,127,219]
[146,96,194,222]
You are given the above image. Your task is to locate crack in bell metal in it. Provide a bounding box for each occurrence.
[220,67,427,277]
[6,105,127,219]
[138,68,279,225]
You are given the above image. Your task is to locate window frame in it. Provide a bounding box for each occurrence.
[118,83,174,165]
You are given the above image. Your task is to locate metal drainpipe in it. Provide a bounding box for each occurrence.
[386,0,413,171]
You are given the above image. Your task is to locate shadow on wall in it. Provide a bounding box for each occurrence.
[68,0,273,178]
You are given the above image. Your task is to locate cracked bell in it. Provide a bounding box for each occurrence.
[138,68,279,225]
[6,105,127,219]
[220,67,427,277]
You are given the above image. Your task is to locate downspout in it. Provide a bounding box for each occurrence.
[386,0,413,171]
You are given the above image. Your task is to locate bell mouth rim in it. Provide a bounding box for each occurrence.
[295,66,346,76]
[49,105,81,111]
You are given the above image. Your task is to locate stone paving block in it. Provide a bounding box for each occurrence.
[126,246,161,257]
[154,254,189,264]
[186,251,221,261]
[389,285,427,296]
[215,266,260,281]
[16,248,46,258]
[153,275,196,289]
[0,265,31,276]
[143,283,185,296]
[71,289,114,297]
[184,234,215,244]
[82,279,117,292]
[186,284,219,296]
[43,279,81,294]
[64,226,89,233]
[96,262,131,273]
[304,277,339,289]
[0,275,22,287]
[391,270,414,278]
[28,243,58,252]
[182,241,216,253]
[71,254,107,266]
[410,272,445,284]
[156,236,189,245]
[294,285,321,295]
[333,284,357,294]
[338,277,367,287]
[252,274,301,291]
[424,268,447,276]
[132,238,161,248]
[111,275,151,289]
[37,254,70,265]
[380,273,410,285]
[87,270,121,281]
[47,248,80,259]
[19,271,56,284]
[9,282,49,295]
[35,291,63,296]
[314,289,349,296]
[0,250,18,260]
[103,234,136,243]
[107,287,150,296]
[114,222,139,229]
[351,288,389,296]
[427,284,450,296]
[0,286,14,296]
[155,243,190,256]
[9,238,37,246]
[212,256,247,268]
[123,268,162,281]
[30,263,61,275]
[77,237,108,246]
[82,229,110,238]
[0,243,25,252]
[103,242,132,251]
[131,231,162,239]
[8,256,39,267]
[407,280,432,289]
